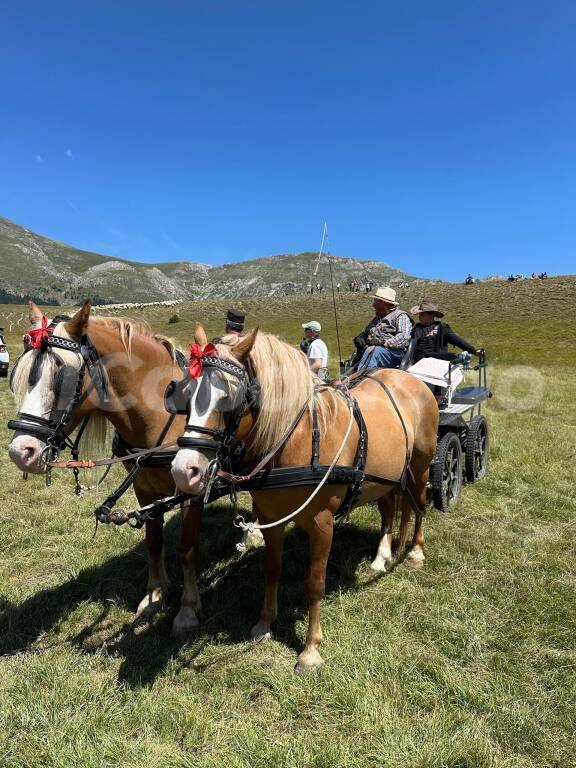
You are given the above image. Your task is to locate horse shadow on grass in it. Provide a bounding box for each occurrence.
[0,502,387,686]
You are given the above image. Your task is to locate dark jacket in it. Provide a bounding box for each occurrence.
[411,321,476,362]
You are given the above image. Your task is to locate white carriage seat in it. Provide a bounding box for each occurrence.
[406,357,464,407]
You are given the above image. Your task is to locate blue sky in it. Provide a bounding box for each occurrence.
[1,1,574,280]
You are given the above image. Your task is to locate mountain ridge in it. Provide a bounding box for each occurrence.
[0,215,419,305]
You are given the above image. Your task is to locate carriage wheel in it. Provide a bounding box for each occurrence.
[465,415,489,482]
[431,433,463,512]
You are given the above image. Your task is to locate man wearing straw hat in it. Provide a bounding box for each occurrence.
[353,286,412,370]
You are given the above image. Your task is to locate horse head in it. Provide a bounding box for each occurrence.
[171,323,258,495]
[7,300,94,473]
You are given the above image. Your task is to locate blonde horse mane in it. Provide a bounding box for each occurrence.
[219,331,336,455]
[84,316,177,360]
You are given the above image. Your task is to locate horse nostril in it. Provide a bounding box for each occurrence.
[188,466,201,481]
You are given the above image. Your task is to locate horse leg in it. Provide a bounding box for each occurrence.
[295,509,333,674]
[172,501,203,637]
[405,467,429,568]
[370,490,397,572]
[135,515,169,619]
[251,522,286,641]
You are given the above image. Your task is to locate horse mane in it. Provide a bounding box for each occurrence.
[219,331,337,455]
[83,316,177,360]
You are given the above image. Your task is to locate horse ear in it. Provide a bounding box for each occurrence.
[65,300,92,339]
[194,323,208,346]
[28,301,43,327]
[232,328,258,362]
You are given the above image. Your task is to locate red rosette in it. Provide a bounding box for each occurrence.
[187,342,217,378]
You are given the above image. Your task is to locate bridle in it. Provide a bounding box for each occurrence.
[7,315,109,481]
[167,353,260,460]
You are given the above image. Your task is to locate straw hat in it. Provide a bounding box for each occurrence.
[410,300,444,318]
[370,286,398,306]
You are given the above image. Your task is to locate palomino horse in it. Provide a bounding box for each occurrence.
[7,301,201,631]
[171,325,439,672]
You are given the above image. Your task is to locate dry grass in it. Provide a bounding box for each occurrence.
[0,279,575,767]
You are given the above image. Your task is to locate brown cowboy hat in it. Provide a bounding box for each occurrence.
[410,300,444,318]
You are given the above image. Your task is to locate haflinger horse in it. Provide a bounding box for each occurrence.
[7,300,201,630]
[171,324,439,673]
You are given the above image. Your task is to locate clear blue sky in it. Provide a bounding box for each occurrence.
[1,1,575,280]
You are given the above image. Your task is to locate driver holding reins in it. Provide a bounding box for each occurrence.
[353,286,412,370]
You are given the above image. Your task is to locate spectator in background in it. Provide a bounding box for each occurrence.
[301,320,329,381]
[212,308,245,344]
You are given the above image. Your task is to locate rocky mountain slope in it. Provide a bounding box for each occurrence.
[0,216,417,304]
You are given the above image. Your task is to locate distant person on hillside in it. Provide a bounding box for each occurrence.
[465,273,474,285]
[352,287,412,371]
[301,320,329,381]
[336,282,341,292]
[539,271,548,279]
[212,307,245,344]
[410,300,483,363]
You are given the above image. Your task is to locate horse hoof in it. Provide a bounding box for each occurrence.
[134,589,164,622]
[369,557,390,574]
[295,649,323,674]
[406,551,425,570]
[171,608,200,638]
[251,622,272,642]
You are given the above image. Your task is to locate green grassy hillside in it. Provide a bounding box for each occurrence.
[2,274,573,367]
[0,277,574,767]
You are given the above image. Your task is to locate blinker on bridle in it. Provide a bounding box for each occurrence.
[169,350,260,457]
[7,315,110,486]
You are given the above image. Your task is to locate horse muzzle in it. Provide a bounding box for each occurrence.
[8,434,48,474]
[171,448,208,494]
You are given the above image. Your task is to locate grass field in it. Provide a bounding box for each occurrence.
[0,278,575,767]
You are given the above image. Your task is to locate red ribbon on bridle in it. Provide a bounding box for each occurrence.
[22,316,50,349]
[187,342,217,379]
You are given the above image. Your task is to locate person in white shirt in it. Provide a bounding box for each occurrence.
[301,320,329,381]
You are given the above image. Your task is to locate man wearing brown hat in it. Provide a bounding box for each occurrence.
[353,286,412,370]
[212,308,245,344]
[410,300,482,362]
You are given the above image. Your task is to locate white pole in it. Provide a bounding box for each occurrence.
[313,221,328,277]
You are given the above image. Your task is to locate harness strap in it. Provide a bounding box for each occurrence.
[363,373,412,490]
[311,404,320,471]
[217,399,310,484]
[334,394,368,519]
[48,440,179,469]
[93,412,180,524]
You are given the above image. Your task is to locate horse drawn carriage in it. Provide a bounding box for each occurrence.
[399,345,491,511]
